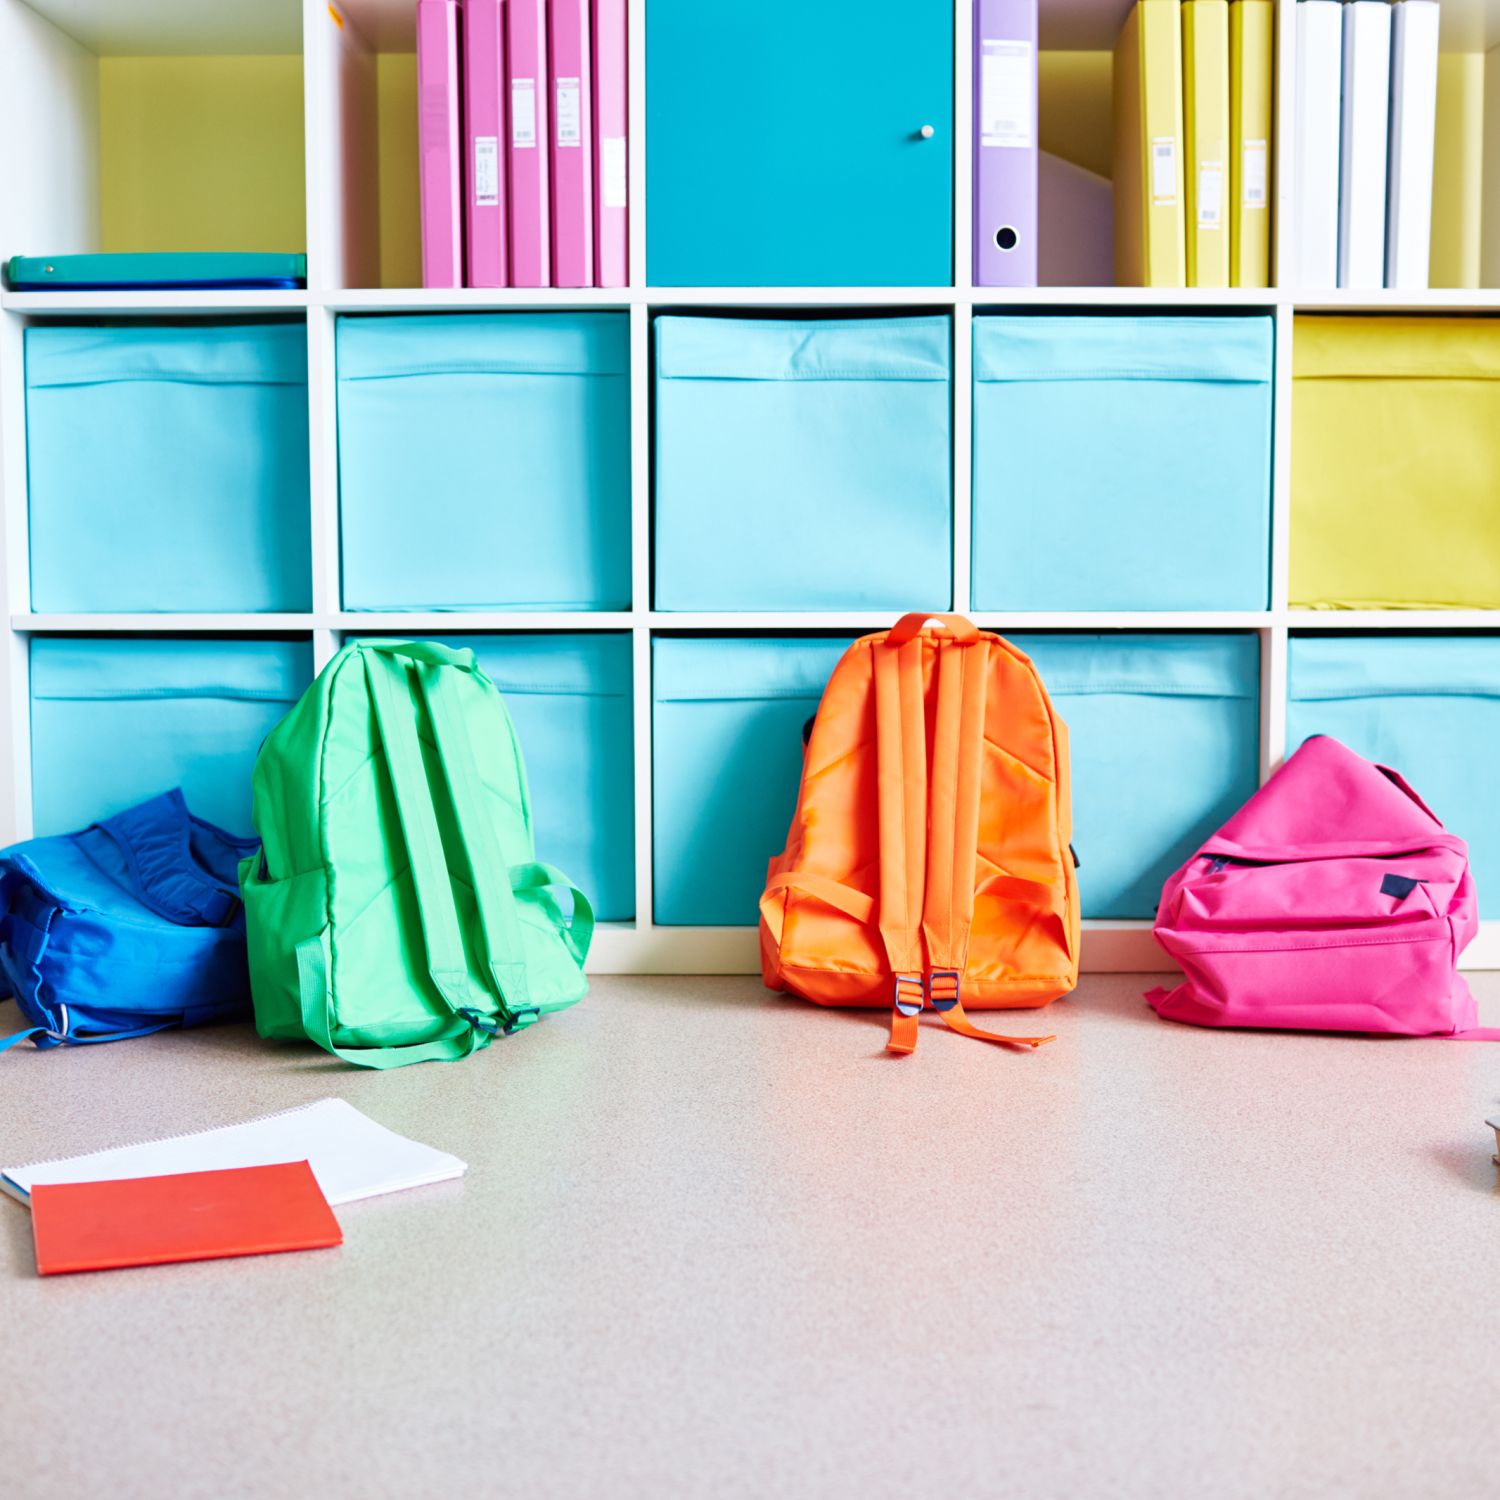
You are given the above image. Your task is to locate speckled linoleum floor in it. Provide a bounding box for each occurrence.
[4,972,1499,1500]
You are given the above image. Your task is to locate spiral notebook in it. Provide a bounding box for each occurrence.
[1,1098,465,1207]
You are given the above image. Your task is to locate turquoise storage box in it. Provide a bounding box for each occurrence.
[653,317,952,611]
[1287,635,1500,916]
[973,317,1274,611]
[26,322,311,613]
[653,636,851,925]
[1011,633,1262,918]
[430,633,635,923]
[30,637,312,837]
[337,313,631,610]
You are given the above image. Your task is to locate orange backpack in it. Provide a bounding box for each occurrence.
[760,613,1080,1054]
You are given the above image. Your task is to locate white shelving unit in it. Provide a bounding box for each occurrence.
[3,0,1500,973]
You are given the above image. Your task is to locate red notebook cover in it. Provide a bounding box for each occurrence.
[30,1161,343,1276]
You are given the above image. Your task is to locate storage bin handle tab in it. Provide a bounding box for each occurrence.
[885,612,980,647]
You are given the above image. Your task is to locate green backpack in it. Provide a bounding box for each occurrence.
[240,639,591,1068]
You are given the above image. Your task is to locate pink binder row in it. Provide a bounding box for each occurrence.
[417,0,628,289]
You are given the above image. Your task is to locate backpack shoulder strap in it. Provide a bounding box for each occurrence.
[95,790,242,926]
[363,650,497,1034]
[873,634,928,1054]
[922,636,1055,1052]
[411,659,536,1015]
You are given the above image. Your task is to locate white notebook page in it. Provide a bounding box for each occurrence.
[1,1098,466,1207]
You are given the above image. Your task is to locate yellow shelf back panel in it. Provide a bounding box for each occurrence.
[1429,52,1484,291]
[1039,52,1114,179]
[375,53,420,290]
[99,56,306,255]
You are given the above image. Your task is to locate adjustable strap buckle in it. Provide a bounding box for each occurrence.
[893,974,924,1018]
[458,1006,540,1038]
[927,970,961,1013]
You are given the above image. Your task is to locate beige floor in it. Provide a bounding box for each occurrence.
[3,973,1499,1500]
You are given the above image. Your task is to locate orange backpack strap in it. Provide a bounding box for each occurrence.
[921,635,1055,1053]
[758,870,875,948]
[873,633,928,1054]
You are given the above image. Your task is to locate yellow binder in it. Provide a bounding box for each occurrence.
[1113,0,1186,287]
[1230,0,1274,287]
[1183,0,1230,288]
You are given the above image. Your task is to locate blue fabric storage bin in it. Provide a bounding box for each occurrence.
[653,316,952,611]
[424,633,635,922]
[30,637,312,838]
[26,322,311,612]
[972,316,1274,611]
[1012,633,1262,918]
[653,636,852,925]
[1287,636,1500,916]
[337,313,631,610]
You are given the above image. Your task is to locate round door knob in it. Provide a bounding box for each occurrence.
[919,124,935,139]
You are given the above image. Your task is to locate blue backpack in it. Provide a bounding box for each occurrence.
[0,790,257,1051]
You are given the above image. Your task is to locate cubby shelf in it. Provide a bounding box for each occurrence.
[3,0,1500,975]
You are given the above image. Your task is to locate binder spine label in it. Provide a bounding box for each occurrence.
[474,136,499,205]
[556,77,583,147]
[602,136,628,209]
[1242,141,1268,208]
[1151,138,1178,206]
[512,79,538,147]
[1197,163,1224,228]
[979,39,1033,149]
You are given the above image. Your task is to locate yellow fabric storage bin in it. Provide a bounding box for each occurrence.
[1291,317,1500,609]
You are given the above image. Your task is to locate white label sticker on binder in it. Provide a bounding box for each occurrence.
[1243,140,1268,207]
[556,77,582,147]
[1197,163,1224,228]
[1151,137,1178,205]
[512,79,537,148]
[980,39,1033,149]
[602,136,627,209]
[474,136,499,206]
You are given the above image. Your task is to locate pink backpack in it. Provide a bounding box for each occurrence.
[1148,735,1494,1038]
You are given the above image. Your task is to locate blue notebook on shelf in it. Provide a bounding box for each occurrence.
[5,252,307,291]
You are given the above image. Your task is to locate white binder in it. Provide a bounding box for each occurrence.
[1294,0,1343,289]
[1338,0,1393,290]
[1386,0,1441,290]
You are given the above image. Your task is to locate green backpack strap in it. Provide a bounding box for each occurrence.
[295,931,484,1069]
[510,861,595,969]
[290,645,500,1068]
[412,660,535,1018]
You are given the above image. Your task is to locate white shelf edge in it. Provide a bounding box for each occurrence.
[16,610,1500,635]
[10,287,1500,317]
[1291,290,1500,312]
[0,290,310,315]
[584,920,1500,975]
[2,286,1295,314]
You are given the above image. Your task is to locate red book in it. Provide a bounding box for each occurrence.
[30,1161,342,1276]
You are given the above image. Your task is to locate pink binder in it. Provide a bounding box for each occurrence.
[507,0,551,288]
[973,0,1039,287]
[417,0,463,290]
[463,0,507,287]
[549,0,595,287]
[592,0,629,288]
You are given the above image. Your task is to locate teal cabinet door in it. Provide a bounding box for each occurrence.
[646,1,953,287]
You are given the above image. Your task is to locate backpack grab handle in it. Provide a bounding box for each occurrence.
[884,612,980,647]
